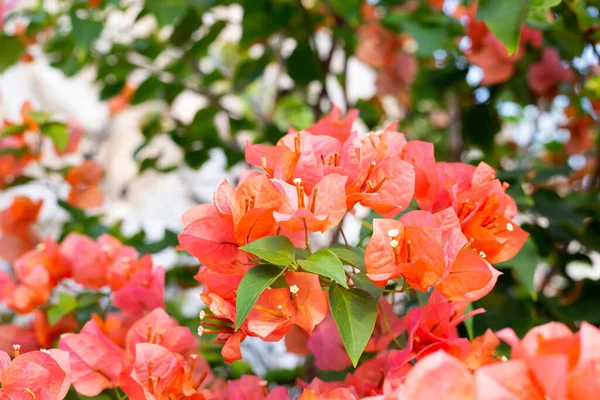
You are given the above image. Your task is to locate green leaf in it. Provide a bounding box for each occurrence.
[328,284,377,367]
[463,302,474,340]
[235,264,286,330]
[233,53,272,91]
[41,122,69,151]
[496,238,539,300]
[240,236,295,266]
[171,8,202,47]
[329,247,365,272]
[71,16,103,47]
[0,35,25,73]
[147,0,188,26]
[286,41,324,87]
[351,272,383,299]
[400,19,448,56]
[48,293,78,324]
[0,124,27,138]
[297,249,348,289]
[477,0,532,55]
[131,76,163,105]
[531,0,561,7]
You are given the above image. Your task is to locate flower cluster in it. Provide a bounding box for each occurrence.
[0,232,163,315]
[179,106,529,366]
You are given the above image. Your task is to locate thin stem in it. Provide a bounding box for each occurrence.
[303,218,311,255]
[339,225,350,249]
[376,301,404,350]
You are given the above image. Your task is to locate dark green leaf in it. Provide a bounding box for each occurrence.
[351,272,383,299]
[286,41,324,86]
[147,0,188,26]
[496,238,539,300]
[297,249,348,288]
[131,76,163,105]
[71,16,103,47]
[240,236,296,266]
[235,264,286,330]
[233,54,272,91]
[0,35,25,73]
[328,284,377,367]
[171,8,202,47]
[477,0,532,55]
[329,247,365,272]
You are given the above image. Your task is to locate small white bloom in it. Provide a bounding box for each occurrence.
[389,239,399,248]
[290,285,299,294]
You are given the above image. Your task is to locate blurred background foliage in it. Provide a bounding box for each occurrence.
[1,0,600,382]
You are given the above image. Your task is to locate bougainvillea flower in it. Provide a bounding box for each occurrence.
[436,248,502,302]
[245,143,299,183]
[273,174,348,233]
[246,271,327,339]
[356,23,398,69]
[180,174,292,267]
[65,160,104,209]
[365,208,466,289]
[59,319,126,396]
[417,161,528,264]
[121,343,212,400]
[305,105,358,143]
[113,267,166,316]
[126,308,197,360]
[60,233,109,289]
[98,233,152,291]
[92,312,134,347]
[345,134,415,217]
[0,195,42,261]
[221,174,288,244]
[400,351,474,400]
[528,48,574,98]
[561,106,595,155]
[307,313,352,371]
[33,311,78,349]
[0,349,71,400]
[276,131,346,192]
[497,322,600,400]
[0,324,39,355]
[460,329,500,371]
[0,273,50,314]
[227,375,290,400]
[298,378,358,400]
[376,52,418,104]
[474,360,544,399]
[401,140,439,212]
[179,204,248,267]
[388,290,484,379]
